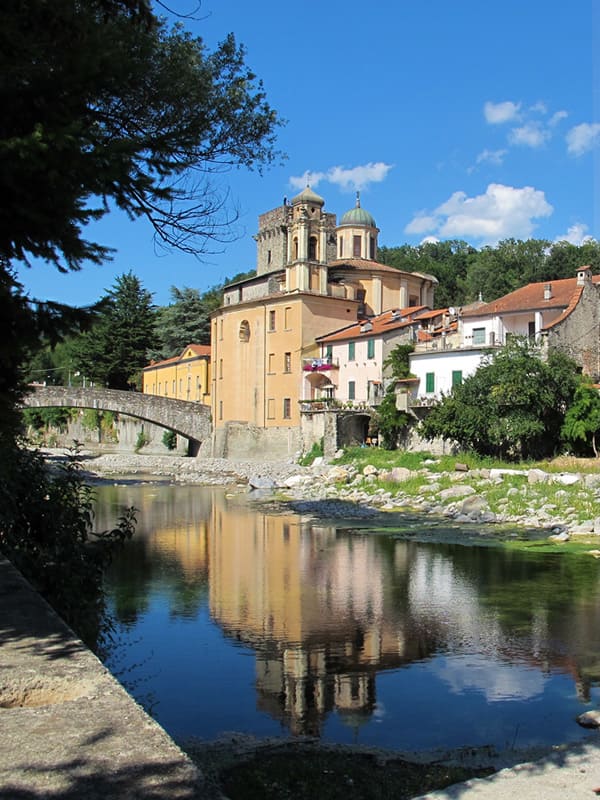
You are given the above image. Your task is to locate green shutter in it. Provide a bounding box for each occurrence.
[425,372,435,393]
[348,341,355,360]
[348,381,356,400]
[452,370,463,387]
[367,339,375,359]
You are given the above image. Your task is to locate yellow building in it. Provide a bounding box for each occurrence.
[142,344,211,404]
[211,188,437,457]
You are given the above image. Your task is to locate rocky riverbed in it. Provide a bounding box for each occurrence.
[43,448,600,540]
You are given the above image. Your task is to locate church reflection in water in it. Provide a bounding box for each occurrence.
[101,485,600,738]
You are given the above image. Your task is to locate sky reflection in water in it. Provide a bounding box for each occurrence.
[99,483,600,753]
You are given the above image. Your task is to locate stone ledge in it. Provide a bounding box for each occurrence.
[0,556,203,799]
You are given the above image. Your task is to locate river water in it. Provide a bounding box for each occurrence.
[97,481,600,754]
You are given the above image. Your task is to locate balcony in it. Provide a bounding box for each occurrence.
[302,357,339,372]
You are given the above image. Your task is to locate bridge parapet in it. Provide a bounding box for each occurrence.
[24,386,211,453]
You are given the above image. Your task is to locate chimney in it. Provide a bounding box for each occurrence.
[576,266,592,286]
[544,283,552,300]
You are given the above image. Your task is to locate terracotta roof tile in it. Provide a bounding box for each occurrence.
[143,343,210,370]
[462,272,600,318]
[316,306,430,343]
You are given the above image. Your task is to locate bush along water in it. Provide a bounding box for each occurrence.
[0,443,135,650]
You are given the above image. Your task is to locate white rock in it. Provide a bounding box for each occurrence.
[554,473,581,486]
[284,475,308,487]
[528,468,549,484]
[577,710,600,728]
[548,531,570,542]
[390,466,412,482]
[439,485,476,501]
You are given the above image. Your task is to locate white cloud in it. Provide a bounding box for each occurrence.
[529,101,548,115]
[289,170,327,190]
[484,100,521,124]
[405,183,553,244]
[566,122,600,156]
[549,110,568,127]
[554,223,594,245]
[289,162,393,192]
[404,214,439,235]
[508,123,549,148]
[475,148,507,166]
[420,235,440,245]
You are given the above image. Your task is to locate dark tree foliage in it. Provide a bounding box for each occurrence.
[372,343,415,449]
[1,0,282,270]
[70,272,157,389]
[379,238,600,307]
[0,446,135,648]
[378,240,476,309]
[420,339,580,461]
[561,378,600,458]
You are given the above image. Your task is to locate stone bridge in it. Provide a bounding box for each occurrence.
[24,386,211,456]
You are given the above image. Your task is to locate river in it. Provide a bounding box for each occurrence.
[97,480,600,755]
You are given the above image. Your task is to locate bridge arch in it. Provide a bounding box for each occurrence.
[24,386,212,456]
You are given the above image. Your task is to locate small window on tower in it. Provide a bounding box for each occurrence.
[353,235,361,257]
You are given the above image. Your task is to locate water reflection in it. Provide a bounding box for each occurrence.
[100,484,600,750]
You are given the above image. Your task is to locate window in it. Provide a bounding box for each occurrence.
[239,320,250,342]
[284,306,292,329]
[284,352,291,372]
[353,235,361,257]
[172,380,176,394]
[219,359,223,379]
[269,310,276,331]
[348,381,356,400]
[452,370,463,387]
[528,320,536,339]
[339,237,344,258]
[267,398,275,419]
[309,236,317,260]
[283,398,291,418]
[425,372,435,393]
[267,249,272,265]
[369,235,375,260]
[472,327,486,345]
[348,341,355,360]
[219,319,223,340]
[367,339,375,359]
[219,400,223,420]
[268,353,275,373]
[326,345,333,360]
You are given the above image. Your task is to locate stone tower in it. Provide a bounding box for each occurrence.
[254,186,337,277]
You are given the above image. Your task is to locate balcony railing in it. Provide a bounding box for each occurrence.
[302,357,339,371]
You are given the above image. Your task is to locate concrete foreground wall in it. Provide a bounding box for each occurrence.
[0,557,202,799]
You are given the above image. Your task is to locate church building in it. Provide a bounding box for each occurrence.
[210,187,437,458]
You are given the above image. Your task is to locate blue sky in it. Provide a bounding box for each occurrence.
[17,0,600,307]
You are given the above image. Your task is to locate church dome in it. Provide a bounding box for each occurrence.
[291,185,325,207]
[339,194,376,228]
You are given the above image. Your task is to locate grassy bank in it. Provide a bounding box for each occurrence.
[326,448,600,539]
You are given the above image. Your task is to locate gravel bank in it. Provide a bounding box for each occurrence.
[43,449,311,486]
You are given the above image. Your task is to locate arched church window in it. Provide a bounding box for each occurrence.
[309,236,317,260]
[239,320,250,342]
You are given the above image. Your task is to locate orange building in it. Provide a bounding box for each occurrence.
[142,344,211,404]
[211,189,437,458]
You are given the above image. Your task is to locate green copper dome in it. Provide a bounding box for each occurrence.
[339,193,376,227]
[291,185,325,207]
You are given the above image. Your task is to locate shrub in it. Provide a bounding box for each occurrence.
[162,429,177,450]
